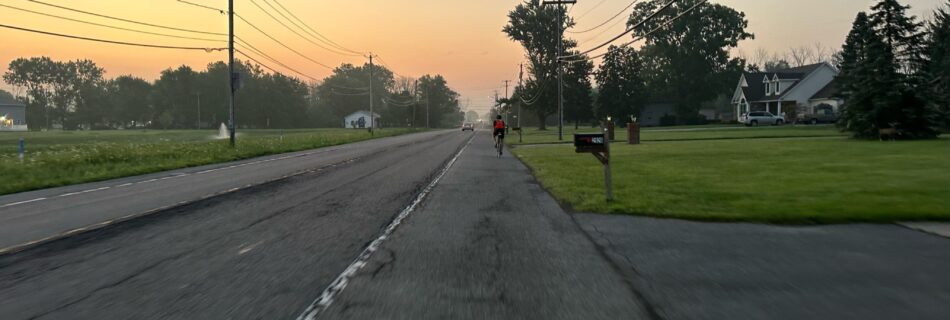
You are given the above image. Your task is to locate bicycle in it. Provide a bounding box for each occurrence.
[494,132,504,157]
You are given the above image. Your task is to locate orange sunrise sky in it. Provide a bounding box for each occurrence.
[0,0,943,113]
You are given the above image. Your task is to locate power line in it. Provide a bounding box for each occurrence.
[329,89,369,96]
[271,0,364,55]
[567,0,640,34]
[234,14,333,69]
[234,42,319,81]
[0,3,225,43]
[573,0,609,21]
[561,0,676,59]
[261,0,361,56]
[28,0,226,36]
[235,49,287,77]
[564,0,708,63]
[176,0,227,14]
[0,23,226,51]
[248,0,359,56]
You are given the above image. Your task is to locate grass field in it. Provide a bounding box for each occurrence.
[512,134,950,223]
[0,128,423,195]
[508,124,847,145]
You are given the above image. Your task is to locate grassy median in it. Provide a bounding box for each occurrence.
[0,128,423,195]
[512,136,950,223]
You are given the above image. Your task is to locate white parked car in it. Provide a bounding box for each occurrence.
[741,111,785,126]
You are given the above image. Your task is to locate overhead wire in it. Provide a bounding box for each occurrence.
[28,0,226,36]
[176,0,227,14]
[0,23,226,51]
[247,0,359,56]
[564,0,708,63]
[234,14,333,69]
[567,0,640,34]
[573,0,610,22]
[560,0,677,59]
[0,3,225,43]
[271,0,364,55]
[261,0,361,56]
[234,40,319,81]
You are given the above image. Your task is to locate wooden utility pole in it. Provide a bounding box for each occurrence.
[503,80,510,132]
[228,0,236,147]
[518,63,524,142]
[368,53,375,134]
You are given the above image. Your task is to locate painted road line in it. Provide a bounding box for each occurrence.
[295,134,474,320]
[0,198,47,208]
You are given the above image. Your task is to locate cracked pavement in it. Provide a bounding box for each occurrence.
[318,131,649,319]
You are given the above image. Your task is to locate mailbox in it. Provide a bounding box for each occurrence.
[574,133,606,153]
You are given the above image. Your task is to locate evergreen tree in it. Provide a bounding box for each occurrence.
[838,1,941,139]
[925,2,950,125]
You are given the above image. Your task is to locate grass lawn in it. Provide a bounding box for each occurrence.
[512,137,950,223]
[0,128,423,195]
[508,124,847,145]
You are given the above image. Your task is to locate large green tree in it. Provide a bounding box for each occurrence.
[595,46,646,124]
[504,0,575,129]
[630,0,751,119]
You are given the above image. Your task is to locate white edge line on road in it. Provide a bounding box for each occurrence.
[0,197,47,208]
[295,134,474,320]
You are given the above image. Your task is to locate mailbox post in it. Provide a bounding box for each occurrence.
[574,130,613,201]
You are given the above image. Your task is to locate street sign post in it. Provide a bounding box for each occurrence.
[574,131,613,201]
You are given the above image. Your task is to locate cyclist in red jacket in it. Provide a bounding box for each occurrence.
[492,115,506,147]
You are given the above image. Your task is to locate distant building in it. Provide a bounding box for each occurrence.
[344,111,380,129]
[0,95,27,131]
[731,62,842,121]
[639,103,676,127]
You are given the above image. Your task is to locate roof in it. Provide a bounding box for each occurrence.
[344,110,380,118]
[0,95,25,107]
[779,63,825,74]
[810,80,838,100]
[740,73,768,102]
[739,63,831,103]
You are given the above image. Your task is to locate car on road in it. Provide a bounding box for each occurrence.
[741,111,784,126]
[461,123,474,131]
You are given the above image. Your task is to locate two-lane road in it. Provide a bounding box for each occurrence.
[0,130,455,252]
[0,130,474,319]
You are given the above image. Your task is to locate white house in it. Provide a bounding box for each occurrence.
[0,95,28,131]
[343,111,380,129]
[731,62,843,121]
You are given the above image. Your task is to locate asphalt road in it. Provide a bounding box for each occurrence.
[0,130,474,319]
[316,131,649,319]
[577,215,950,320]
[0,130,453,252]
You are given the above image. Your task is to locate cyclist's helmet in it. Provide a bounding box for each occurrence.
[496,115,502,120]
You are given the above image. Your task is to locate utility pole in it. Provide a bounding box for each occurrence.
[228,0,236,147]
[412,79,418,128]
[196,92,201,129]
[425,82,430,129]
[542,0,574,141]
[518,63,524,142]
[494,90,499,118]
[368,52,374,135]
[503,80,511,134]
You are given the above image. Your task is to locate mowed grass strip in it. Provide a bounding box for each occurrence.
[509,125,847,145]
[512,137,950,223]
[0,128,422,195]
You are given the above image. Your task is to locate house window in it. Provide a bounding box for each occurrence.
[766,81,772,95]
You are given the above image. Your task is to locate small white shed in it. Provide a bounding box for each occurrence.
[344,111,380,129]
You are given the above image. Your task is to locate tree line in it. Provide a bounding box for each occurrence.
[502,0,948,137]
[504,0,750,128]
[2,57,462,130]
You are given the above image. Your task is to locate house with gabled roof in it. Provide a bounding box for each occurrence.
[731,62,843,122]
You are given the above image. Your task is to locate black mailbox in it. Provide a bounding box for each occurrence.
[574,133,606,153]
